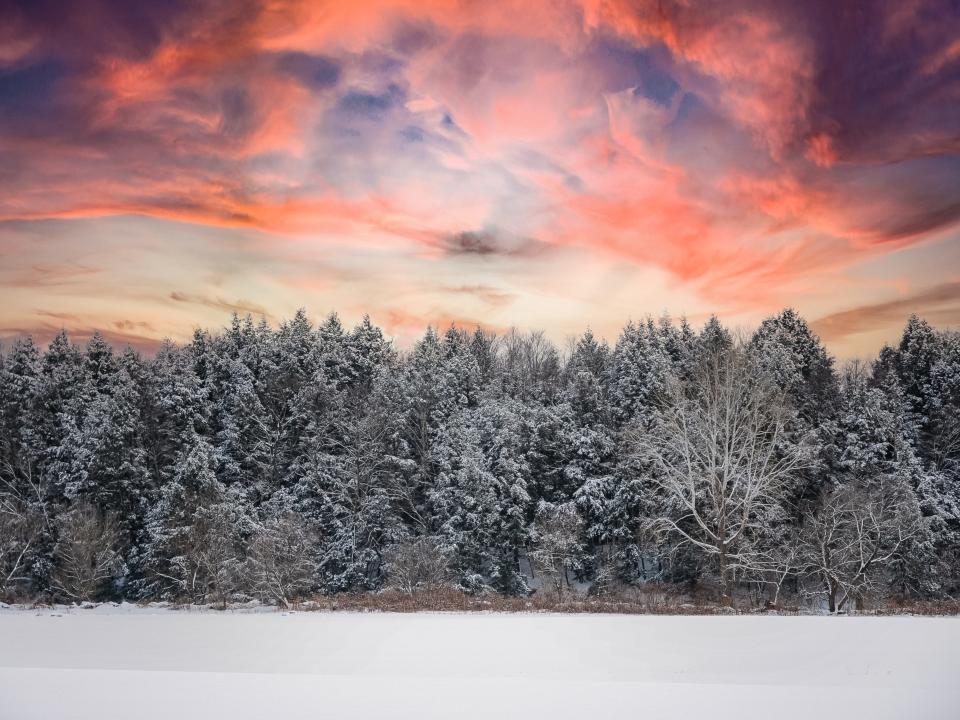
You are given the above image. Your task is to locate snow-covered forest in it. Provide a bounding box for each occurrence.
[1,309,958,611]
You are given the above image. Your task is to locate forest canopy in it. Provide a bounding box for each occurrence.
[1,310,958,611]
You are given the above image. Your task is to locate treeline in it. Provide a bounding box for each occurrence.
[1,310,958,611]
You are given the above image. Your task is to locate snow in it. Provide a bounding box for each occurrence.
[1,609,958,719]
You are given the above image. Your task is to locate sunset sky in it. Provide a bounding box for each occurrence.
[1,0,959,357]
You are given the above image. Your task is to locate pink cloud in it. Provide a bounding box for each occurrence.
[2,0,959,355]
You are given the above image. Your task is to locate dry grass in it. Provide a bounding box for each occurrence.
[299,587,960,616]
[14,585,958,616]
[872,598,960,616]
[304,586,749,615]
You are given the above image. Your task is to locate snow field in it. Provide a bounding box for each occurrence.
[1,610,958,719]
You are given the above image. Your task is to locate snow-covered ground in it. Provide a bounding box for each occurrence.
[1,607,958,719]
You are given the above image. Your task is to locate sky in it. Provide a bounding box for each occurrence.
[1,0,959,358]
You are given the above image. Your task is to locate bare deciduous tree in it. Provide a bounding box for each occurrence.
[929,413,960,472]
[51,503,123,601]
[740,530,805,609]
[0,457,49,600]
[800,475,923,613]
[498,329,560,400]
[245,513,316,607]
[633,346,807,602]
[530,502,584,602]
[170,504,244,608]
[0,511,42,599]
[383,536,452,593]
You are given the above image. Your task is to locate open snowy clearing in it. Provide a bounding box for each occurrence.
[1,609,958,720]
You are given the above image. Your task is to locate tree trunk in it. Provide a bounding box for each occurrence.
[718,544,730,605]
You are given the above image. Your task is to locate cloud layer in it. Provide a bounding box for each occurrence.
[2,0,959,354]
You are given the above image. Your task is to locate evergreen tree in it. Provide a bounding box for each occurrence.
[429,407,499,592]
[608,321,671,427]
[140,434,247,603]
[1,308,956,606]
[347,314,393,390]
[0,338,47,597]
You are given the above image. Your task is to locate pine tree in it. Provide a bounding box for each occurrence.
[749,309,839,516]
[429,407,498,592]
[143,341,208,485]
[311,399,400,593]
[140,434,247,603]
[474,397,533,593]
[750,309,838,425]
[347,314,393,390]
[608,320,671,427]
[317,312,354,389]
[698,315,732,360]
[214,357,270,500]
[256,309,320,500]
[2,308,957,605]
[0,338,47,598]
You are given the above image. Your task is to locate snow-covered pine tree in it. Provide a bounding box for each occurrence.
[2,308,957,606]
[429,406,498,593]
[833,362,935,596]
[347,314,393,390]
[473,397,533,594]
[310,398,400,593]
[140,433,247,604]
[748,310,839,528]
[879,317,960,588]
[0,337,47,598]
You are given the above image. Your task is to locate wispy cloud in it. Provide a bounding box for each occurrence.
[812,282,960,342]
[434,230,553,259]
[169,292,273,319]
[0,323,164,355]
[441,284,515,307]
[3,263,100,287]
